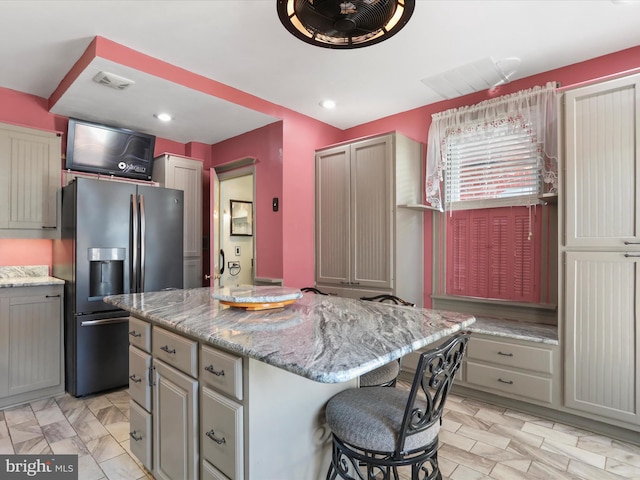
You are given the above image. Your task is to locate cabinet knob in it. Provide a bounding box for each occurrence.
[204,274,211,280]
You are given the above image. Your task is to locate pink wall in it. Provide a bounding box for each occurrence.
[209,122,284,280]
[2,42,640,298]
[0,239,53,271]
[342,45,640,306]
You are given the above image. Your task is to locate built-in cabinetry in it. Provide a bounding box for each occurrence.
[127,313,356,479]
[128,318,199,480]
[462,335,559,406]
[153,154,203,288]
[0,122,61,238]
[562,73,640,428]
[314,132,424,305]
[0,285,64,408]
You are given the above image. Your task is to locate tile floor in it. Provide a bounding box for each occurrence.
[1,384,640,479]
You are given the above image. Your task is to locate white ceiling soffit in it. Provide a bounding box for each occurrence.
[421,57,522,100]
[49,57,279,145]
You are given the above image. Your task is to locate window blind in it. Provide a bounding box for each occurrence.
[444,118,543,210]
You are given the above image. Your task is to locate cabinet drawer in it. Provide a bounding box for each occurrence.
[129,400,152,472]
[467,337,553,374]
[202,460,229,480]
[466,362,552,403]
[128,317,151,352]
[129,346,152,411]
[200,345,243,401]
[153,327,198,377]
[201,386,244,480]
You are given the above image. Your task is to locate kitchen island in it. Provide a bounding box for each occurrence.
[104,287,475,480]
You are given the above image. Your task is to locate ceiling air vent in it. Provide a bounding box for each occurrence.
[92,71,135,90]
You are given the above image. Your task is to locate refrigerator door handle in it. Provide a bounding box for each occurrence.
[81,317,129,327]
[140,194,146,290]
[131,194,139,293]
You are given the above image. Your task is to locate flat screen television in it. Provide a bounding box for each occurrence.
[66,118,156,181]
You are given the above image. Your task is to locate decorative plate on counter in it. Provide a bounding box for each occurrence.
[212,285,303,310]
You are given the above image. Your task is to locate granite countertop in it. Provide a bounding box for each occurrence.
[104,287,475,383]
[469,316,558,345]
[0,265,64,288]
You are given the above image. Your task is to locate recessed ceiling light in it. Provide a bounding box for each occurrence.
[320,100,336,109]
[154,113,172,122]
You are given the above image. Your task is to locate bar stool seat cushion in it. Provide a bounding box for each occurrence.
[359,361,401,387]
[326,386,440,453]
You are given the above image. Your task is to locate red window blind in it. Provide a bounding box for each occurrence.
[446,206,541,302]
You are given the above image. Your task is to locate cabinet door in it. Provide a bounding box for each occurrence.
[564,74,640,249]
[350,135,393,288]
[0,291,62,397]
[153,359,199,480]
[315,145,351,285]
[0,124,60,233]
[565,252,640,425]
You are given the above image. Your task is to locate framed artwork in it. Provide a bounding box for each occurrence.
[230,200,253,236]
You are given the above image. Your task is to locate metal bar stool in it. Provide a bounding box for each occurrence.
[359,295,415,387]
[325,332,470,480]
[301,287,330,295]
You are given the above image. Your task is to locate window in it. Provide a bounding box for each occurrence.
[426,83,558,306]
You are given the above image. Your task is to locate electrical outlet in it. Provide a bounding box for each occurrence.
[235,246,241,256]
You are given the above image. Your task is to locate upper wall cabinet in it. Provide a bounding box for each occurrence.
[153,154,203,289]
[0,123,61,238]
[314,132,424,306]
[564,74,640,249]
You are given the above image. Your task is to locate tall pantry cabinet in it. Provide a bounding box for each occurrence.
[562,73,640,429]
[314,132,424,306]
[153,154,203,289]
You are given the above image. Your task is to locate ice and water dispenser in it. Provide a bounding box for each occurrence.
[88,247,126,300]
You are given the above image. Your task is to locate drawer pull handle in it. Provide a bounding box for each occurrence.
[498,378,514,385]
[129,330,142,338]
[206,430,226,445]
[497,351,513,357]
[160,345,176,355]
[205,365,225,377]
[129,374,142,384]
[130,431,143,442]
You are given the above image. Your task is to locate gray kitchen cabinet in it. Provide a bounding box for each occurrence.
[153,358,199,480]
[0,285,64,408]
[128,318,199,480]
[153,154,203,288]
[562,73,640,429]
[0,122,61,238]
[314,132,424,305]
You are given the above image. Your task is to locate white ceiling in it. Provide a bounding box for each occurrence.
[1,1,640,144]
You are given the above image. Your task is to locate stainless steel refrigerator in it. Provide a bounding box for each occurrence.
[53,177,183,396]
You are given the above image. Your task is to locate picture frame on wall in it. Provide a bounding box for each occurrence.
[230,200,253,236]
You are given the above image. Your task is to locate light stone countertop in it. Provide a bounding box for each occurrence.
[469,316,558,345]
[104,287,476,383]
[0,265,64,288]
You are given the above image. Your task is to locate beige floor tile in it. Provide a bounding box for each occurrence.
[440,428,477,451]
[74,417,110,444]
[567,458,632,480]
[521,421,579,446]
[78,453,106,480]
[86,434,127,463]
[488,423,544,449]
[605,457,640,478]
[99,452,146,480]
[30,396,58,412]
[85,395,115,415]
[528,460,584,480]
[0,419,8,439]
[490,462,536,479]
[7,419,43,444]
[438,443,496,475]
[13,435,52,454]
[470,441,530,465]
[41,419,77,444]
[506,442,570,472]
[95,405,129,426]
[4,404,36,426]
[34,404,66,426]
[541,437,607,469]
[49,435,91,456]
[0,436,14,454]
[105,421,130,443]
[456,424,511,449]
[448,463,492,479]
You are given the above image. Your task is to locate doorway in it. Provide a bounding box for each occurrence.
[210,164,256,288]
